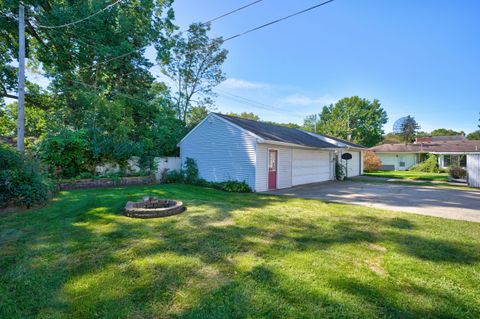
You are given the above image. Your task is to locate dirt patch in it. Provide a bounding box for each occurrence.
[366,260,386,276]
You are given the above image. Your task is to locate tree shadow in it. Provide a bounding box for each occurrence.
[1,184,480,318]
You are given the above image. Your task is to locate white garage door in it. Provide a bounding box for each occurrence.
[292,149,331,186]
[344,151,361,177]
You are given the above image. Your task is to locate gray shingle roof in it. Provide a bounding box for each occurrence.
[214,113,341,149]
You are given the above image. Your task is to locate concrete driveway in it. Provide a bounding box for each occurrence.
[268,180,480,222]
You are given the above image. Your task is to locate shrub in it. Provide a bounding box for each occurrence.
[409,154,439,173]
[163,169,185,184]
[449,166,467,179]
[0,144,52,208]
[38,129,91,178]
[335,161,345,180]
[219,180,252,193]
[363,151,382,172]
[184,157,199,184]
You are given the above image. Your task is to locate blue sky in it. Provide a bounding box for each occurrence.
[161,0,480,133]
[22,0,480,133]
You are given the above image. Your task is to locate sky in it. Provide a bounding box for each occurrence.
[20,0,480,134]
[162,0,480,133]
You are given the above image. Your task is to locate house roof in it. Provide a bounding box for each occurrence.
[370,140,480,153]
[214,113,353,149]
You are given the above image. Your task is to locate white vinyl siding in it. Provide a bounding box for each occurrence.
[179,115,257,189]
[377,153,417,170]
[467,154,480,188]
[343,151,361,177]
[255,144,292,192]
[292,149,331,185]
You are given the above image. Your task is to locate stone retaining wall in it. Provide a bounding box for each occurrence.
[59,176,154,190]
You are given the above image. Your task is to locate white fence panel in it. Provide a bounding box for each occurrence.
[155,157,181,180]
[467,154,480,188]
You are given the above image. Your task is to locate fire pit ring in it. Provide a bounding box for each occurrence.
[124,196,185,218]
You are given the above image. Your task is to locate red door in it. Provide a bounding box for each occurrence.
[268,150,278,190]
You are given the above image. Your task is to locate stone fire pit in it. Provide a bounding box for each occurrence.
[124,196,185,218]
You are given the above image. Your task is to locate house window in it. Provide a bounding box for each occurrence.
[399,161,406,167]
[443,155,466,167]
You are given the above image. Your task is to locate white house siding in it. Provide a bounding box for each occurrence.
[467,154,480,188]
[255,144,293,192]
[292,149,331,186]
[377,153,417,170]
[179,115,257,189]
[339,151,361,177]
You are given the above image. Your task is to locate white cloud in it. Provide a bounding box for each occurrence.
[282,94,337,106]
[219,78,270,90]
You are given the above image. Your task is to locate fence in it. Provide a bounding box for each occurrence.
[155,157,182,180]
[95,156,182,181]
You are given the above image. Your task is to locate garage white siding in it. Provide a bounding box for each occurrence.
[255,144,292,192]
[292,149,331,185]
[467,154,480,188]
[179,115,257,189]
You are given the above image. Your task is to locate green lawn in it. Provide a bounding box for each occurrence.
[1,185,479,318]
[364,170,449,181]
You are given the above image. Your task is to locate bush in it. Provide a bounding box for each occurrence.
[184,157,199,184]
[160,159,252,193]
[38,129,91,178]
[409,154,439,173]
[449,166,467,179]
[163,169,185,184]
[335,161,345,180]
[363,151,382,172]
[0,144,52,208]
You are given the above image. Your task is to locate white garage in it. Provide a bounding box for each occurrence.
[179,113,365,192]
[292,149,331,185]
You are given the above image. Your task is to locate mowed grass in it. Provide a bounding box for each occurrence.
[364,170,449,181]
[1,185,480,318]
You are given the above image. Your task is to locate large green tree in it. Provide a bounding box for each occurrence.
[430,128,465,136]
[304,96,388,147]
[157,22,228,122]
[400,115,420,143]
[467,130,480,140]
[1,1,189,167]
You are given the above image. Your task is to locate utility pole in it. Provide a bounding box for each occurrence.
[313,114,317,133]
[17,3,26,152]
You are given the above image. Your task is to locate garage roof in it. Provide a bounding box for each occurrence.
[214,113,348,149]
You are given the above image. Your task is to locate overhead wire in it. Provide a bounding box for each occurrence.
[223,0,336,42]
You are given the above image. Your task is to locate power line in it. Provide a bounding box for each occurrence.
[215,89,304,117]
[36,0,124,29]
[223,0,336,42]
[203,0,265,25]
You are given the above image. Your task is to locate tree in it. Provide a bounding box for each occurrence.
[186,106,209,129]
[382,132,403,144]
[400,115,420,143]
[467,130,480,140]
[363,151,382,171]
[0,102,47,138]
[430,128,465,136]
[226,112,259,121]
[303,96,388,147]
[265,122,301,129]
[1,1,178,167]
[158,23,228,122]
